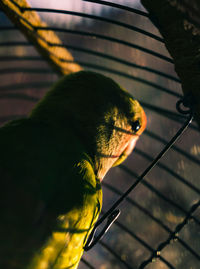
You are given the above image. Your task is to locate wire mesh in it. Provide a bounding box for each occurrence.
[0,1,200,269]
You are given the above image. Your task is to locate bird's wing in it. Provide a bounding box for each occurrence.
[0,119,102,269]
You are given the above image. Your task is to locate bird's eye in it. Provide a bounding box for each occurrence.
[131,120,140,132]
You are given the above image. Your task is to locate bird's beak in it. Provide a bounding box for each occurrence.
[112,135,139,167]
[123,135,139,156]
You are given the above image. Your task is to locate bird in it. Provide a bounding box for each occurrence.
[0,71,146,269]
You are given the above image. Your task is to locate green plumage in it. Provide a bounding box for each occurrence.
[0,71,146,269]
[0,118,101,268]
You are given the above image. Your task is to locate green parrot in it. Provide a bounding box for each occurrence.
[0,71,146,269]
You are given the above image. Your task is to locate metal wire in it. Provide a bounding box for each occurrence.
[0,2,199,269]
[144,130,200,166]
[134,148,200,195]
[102,182,200,261]
[0,43,178,98]
[0,51,180,82]
[140,101,198,131]
[0,10,173,63]
[120,165,200,226]
[7,8,164,43]
[84,101,194,250]
[138,200,200,269]
[112,215,175,269]
[83,0,150,17]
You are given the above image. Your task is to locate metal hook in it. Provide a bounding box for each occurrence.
[84,209,120,251]
[176,93,194,115]
[84,94,194,252]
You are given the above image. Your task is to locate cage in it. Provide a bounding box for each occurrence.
[0,1,200,269]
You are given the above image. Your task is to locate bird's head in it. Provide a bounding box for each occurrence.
[30,71,146,180]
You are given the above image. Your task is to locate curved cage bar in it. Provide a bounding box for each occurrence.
[0,1,199,269]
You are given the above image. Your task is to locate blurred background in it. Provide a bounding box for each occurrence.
[0,1,200,268]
